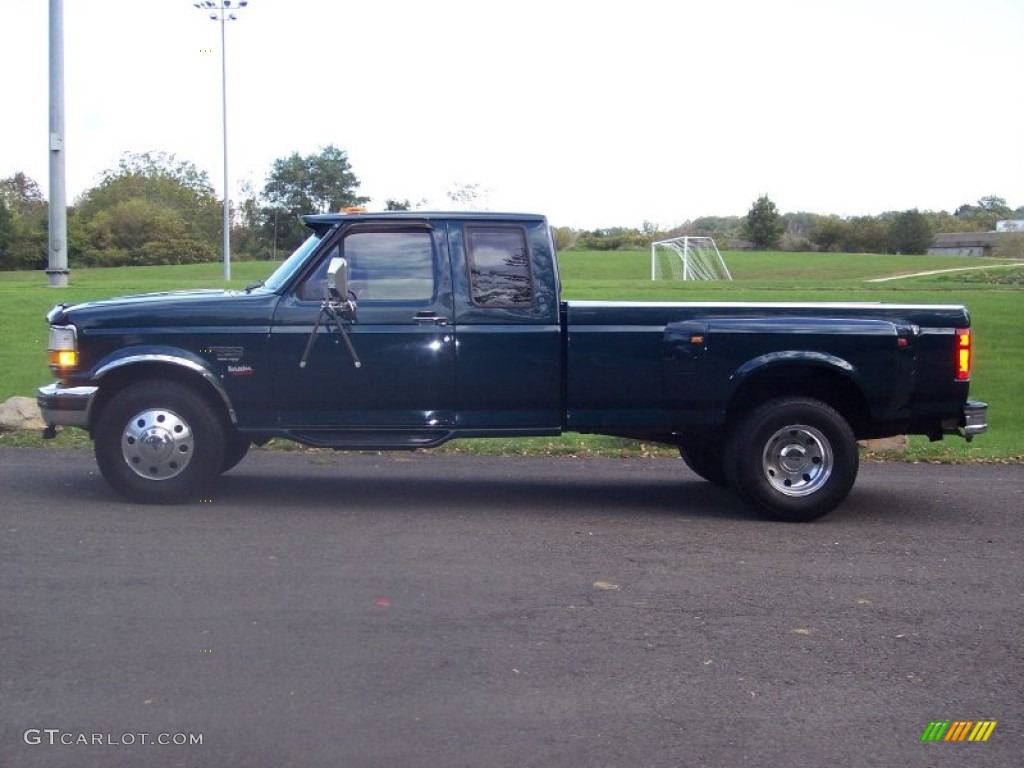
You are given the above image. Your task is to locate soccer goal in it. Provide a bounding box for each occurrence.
[651,237,732,281]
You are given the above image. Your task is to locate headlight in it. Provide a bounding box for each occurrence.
[48,325,79,373]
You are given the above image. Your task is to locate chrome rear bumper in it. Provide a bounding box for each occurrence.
[961,400,988,440]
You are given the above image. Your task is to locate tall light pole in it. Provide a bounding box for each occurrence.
[193,0,247,281]
[47,0,69,287]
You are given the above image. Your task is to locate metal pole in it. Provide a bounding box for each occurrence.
[46,0,69,287]
[219,9,231,281]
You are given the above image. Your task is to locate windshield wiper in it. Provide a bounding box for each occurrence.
[244,280,265,294]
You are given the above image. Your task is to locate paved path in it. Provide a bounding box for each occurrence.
[866,261,1023,282]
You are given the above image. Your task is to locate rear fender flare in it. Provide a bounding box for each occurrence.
[725,351,864,418]
[732,350,857,384]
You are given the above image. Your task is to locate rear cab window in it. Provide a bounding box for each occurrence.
[465,226,534,308]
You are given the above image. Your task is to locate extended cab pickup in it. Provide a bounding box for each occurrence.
[38,211,987,521]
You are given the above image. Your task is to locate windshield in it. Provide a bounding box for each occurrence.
[262,234,323,293]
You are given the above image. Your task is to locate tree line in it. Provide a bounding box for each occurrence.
[0,146,367,271]
[565,194,1024,256]
[2,148,1022,270]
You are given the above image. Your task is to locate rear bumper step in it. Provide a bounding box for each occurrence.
[959,400,988,441]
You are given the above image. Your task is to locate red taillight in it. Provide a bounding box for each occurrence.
[955,328,972,381]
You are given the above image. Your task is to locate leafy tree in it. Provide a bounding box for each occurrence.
[780,212,818,251]
[263,145,368,216]
[551,226,578,251]
[841,216,889,254]
[0,173,48,270]
[0,213,47,270]
[0,199,11,258]
[87,199,187,252]
[72,152,221,266]
[0,172,47,218]
[888,209,933,254]
[262,145,368,250]
[977,195,1010,213]
[743,195,783,249]
[574,227,647,251]
[809,215,848,252]
[75,152,220,243]
[782,212,817,238]
[926,209,972,234]
[954,196,1012,231]
[993,233,1024,260]
[385,198,412,211]
[230,178,274,260]
[664,216,742,241]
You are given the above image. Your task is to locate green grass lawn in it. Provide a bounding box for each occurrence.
[1,250,1020,461]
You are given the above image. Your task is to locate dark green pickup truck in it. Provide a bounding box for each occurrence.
[38,211,987,521]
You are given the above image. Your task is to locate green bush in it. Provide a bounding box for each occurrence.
[72,239,216,267]
[136,239,217,265]
[993,233,1024,260]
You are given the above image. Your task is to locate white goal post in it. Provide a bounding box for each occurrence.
[651,236,732,281]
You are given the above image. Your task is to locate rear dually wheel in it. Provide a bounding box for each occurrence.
[725,397,858,522]
[678,435,728,487]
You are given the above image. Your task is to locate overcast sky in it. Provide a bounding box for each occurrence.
[3,0,1022,229]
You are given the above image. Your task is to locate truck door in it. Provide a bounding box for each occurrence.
[270,223,456,438]
[448,220,562,430]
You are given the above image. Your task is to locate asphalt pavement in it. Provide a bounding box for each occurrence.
[1,447,1021,767]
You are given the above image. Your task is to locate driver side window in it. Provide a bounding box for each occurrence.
[297,230,436,303]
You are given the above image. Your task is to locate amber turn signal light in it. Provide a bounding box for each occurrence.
[48,349,78,369]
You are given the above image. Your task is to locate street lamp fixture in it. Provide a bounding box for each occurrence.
[193,0,248,281]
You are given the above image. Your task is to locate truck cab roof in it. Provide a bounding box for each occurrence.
[301,211,546,235]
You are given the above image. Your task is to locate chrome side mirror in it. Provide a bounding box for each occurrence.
[326,256,348,302]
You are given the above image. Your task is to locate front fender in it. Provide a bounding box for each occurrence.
[91,346,237,424]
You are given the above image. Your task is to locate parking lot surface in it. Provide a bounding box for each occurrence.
[1,448,1020,767]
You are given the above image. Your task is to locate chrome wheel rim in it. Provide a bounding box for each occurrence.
[762,424,832,497]
[121,408,194,480]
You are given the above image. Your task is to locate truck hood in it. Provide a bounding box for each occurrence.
[46,289,276,329]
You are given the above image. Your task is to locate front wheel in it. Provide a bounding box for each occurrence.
[94,381,225,503]
[221,433,251,473]
[724,397,858,522]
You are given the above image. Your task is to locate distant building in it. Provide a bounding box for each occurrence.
[995,220,1024,232]
[928,232,1005,257]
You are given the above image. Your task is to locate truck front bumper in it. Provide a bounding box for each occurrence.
[37,382,98,431]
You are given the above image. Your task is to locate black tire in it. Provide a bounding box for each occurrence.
[93,380,226,503]
[724,397,858,522]
[221,434,251,473]
[678,436,728,487]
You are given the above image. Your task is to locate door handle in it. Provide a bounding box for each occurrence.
[414,312,449,326]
